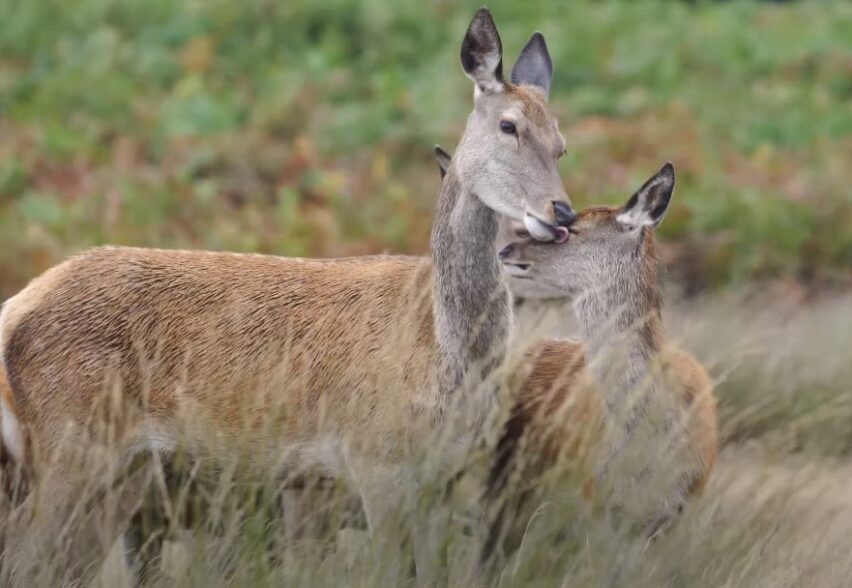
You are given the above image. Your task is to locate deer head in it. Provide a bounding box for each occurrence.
[451,8,574,239]
[500,163,675,298]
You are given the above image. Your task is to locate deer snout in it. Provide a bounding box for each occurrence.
[498,243,516,260]
[499,242,531,276]
[553,200,577,227]
[523,204,570,244]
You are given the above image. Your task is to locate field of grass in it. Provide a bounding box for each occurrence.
[1,0,852,586]
[2,292,850,587]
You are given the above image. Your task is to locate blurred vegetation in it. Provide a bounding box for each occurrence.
[1,0,851,298]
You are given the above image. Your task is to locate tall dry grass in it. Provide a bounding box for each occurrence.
[1,290,850,587]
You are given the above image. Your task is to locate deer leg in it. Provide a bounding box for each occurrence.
[355,466,414,583]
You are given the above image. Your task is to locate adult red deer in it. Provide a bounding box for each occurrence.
[0,8,573,584]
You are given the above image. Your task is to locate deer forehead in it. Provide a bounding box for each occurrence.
[575,206,620,227]
[506,85,548,121]
[507,86,562,141]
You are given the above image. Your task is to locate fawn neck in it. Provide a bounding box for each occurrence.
[430,165,509,420]
[572,235,664,428]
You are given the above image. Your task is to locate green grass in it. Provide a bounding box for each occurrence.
[1,0,851,298]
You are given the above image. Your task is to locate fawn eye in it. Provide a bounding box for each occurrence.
[500,120,517,135]
[514,229,530,239]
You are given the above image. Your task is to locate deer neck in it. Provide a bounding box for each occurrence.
[430,165,509,416]
[572,252,664,429]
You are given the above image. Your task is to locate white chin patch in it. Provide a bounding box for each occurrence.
[503,264,530,277]
[523,211,556,242]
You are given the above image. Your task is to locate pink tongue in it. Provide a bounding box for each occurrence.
[553,227,570,244]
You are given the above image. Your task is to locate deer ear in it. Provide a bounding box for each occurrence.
[511,32,553,98]
[460,7,504,94]
[433,145,452,179]
[617,163,675,230]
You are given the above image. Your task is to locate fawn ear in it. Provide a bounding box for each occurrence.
[511,32,553,98]
[617,163,675,230]
[460,7,504,94]
[433,145,452,179]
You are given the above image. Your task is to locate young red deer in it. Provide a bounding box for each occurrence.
[483,163,718,563]
[0,8,573,583]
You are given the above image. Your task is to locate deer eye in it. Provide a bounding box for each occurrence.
[500,120,517,135]
[514,229,530,239]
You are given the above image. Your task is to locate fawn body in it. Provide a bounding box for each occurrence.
[485,164,718,561]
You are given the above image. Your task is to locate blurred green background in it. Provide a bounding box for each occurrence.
[1,0,850,299]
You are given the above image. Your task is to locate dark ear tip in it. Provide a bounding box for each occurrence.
[521,31,550,55]
[473,6,494,24]
[465,7,496,38]
[660,161,675,180]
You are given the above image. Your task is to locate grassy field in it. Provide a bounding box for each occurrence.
[2,292,851,587]
[1,0,852,586]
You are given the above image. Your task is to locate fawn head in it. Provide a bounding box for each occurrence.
[500,163,675,298]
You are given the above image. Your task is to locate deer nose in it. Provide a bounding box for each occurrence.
[552,201,576,227]
[498,243,515,260]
